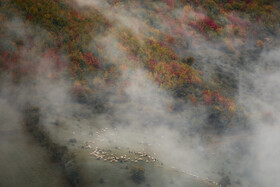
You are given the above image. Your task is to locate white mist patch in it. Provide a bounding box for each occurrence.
[0,96,67,187]
[253,126,280,187]
[86,67,216,181]
[35,79,73,116]
[237,47,280,187]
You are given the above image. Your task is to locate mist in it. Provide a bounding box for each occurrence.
[1,0,280,187]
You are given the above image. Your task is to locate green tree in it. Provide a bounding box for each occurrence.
[203,0,220,15]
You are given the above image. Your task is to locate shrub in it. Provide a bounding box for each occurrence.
[130,166,145,184]
[24,105,83,187]
[182,57,195,66]
[224,3,233,10]
[203,0,220,15]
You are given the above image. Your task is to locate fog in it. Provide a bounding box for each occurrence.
[1,0,280,187]
[236,47,280,187]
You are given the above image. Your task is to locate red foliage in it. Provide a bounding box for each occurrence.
[227,0,233,4]
[189,95,198,106]
[147,59,158,71]
[149,40,154,45]
[189,17,220,34]
[0,50,38,81]
[203,90,214,105]
[202,89,234,109]
[164,0,176,9]
[165,35,175,44]
[1,51,13,70]
[27,14,33,21]
[83,52,99,68]
[205,17,219,30]
[170,62,180,76]
[158,41,165,47]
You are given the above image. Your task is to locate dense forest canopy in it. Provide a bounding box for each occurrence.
[3,0,279,130]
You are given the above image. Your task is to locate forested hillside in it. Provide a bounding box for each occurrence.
[3,0,279,131]
[1,0,280,187]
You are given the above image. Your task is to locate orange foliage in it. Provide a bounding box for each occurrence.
[153,61,201,89]
[166,106,174,112]
[203,89,236,113]
[189,95,198,106]
[203,89,214,105]
[73,81,84,94]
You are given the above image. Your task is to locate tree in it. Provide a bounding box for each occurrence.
[203,0,220,15]
[182,57,195,66]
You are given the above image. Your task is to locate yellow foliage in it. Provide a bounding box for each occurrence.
[120,64,128,72]
[228,105,236,114]
[183,5,193,12]
[215,105,221,111]
[257,40,263,48]
[224,38,236,52]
